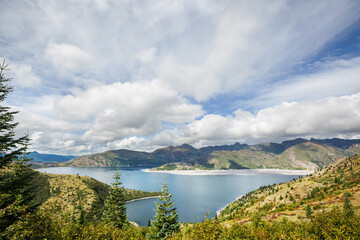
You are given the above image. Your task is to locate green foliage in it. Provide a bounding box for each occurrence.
[0,60,36,237]
[147,181,180,240]
[343,192,354,218]
[305,204,313,219]
[171,208,360,239]
[1,210,62,239]
[102,171,128,229]
[172,218,223,240]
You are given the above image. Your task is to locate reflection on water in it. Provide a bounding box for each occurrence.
[38,167,304,226]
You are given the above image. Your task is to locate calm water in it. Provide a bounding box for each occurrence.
[38,167,303,226]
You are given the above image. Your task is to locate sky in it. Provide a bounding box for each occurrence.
[1,0,360,155]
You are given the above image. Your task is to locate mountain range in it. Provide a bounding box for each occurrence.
[29,151,78,162]
[59,138,360,171]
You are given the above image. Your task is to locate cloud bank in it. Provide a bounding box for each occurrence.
[0,0,359,154]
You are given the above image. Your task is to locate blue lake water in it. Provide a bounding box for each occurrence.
[38,167,304,226]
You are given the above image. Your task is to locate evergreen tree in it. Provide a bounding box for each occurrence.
[147,181,180,240]
[343,192,354,218]
[0,60,35,235]
[305,204,313,219]
[102,171,128,229]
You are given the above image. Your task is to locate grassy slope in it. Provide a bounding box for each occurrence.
[218,154,360,225]
[30,171,159,222]
[157,142,359,171]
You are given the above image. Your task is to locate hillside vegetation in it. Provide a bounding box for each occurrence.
[218,154,360,223]
[30,170,159,222]
[6,155,360,239]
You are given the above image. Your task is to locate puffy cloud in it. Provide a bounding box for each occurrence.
[151,93,360,147]
[11,92,360,155]
[1,1,360,155]
[45,42,93,73]
[135,47,157,64]
[5,62,41,88]
[56,79,204,142]
[14,105,88,134]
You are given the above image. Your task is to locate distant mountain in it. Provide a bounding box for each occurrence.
[157,139,360,171]
[62,144,201,167]
[29,151,78,162]
[59,138,360,171]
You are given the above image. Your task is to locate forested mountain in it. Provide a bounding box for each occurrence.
[60,138,360,170]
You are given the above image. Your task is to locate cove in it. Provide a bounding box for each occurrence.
[38,167,307,226]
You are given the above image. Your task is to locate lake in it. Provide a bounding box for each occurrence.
[38,167,307,226]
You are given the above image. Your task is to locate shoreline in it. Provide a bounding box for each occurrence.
[216,194,243,216]
[141,168,314,176]
[125,195,159,203]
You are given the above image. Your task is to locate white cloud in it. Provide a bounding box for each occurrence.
[157,0,360,101]
[56,79,204,142]
[94,0,109,11]
[2,0,360,100]
[14,106,88,134]
[7,63,41,88]
[1,1,360,155]
[135,47,157,63]
[253,57,360,108]
[105,136,154,152]
[45,42,93,73]
[13,92,360,155]
[150,93,360,147]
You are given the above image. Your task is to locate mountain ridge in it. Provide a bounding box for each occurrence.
[59,138,360,170]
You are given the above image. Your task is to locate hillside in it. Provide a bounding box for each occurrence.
[59,138,360,171]
[29,170,159,222]
[156,141,360,171]
[218,154,360,224]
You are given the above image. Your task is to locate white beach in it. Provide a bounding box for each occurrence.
[126,196,159,203]
[141,168,314,176]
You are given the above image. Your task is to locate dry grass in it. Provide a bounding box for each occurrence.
[220,154,360,225]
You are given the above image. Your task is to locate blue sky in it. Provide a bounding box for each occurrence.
[1,0,360,155]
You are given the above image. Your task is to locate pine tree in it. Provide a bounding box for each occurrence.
[102,171,128,229]
[147,181,180,240]
[305,204,313,219]
[0,60,35,235]
[343,192,354,218]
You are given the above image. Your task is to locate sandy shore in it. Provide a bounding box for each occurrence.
[141,168,314,176]
[126,196,159,203]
